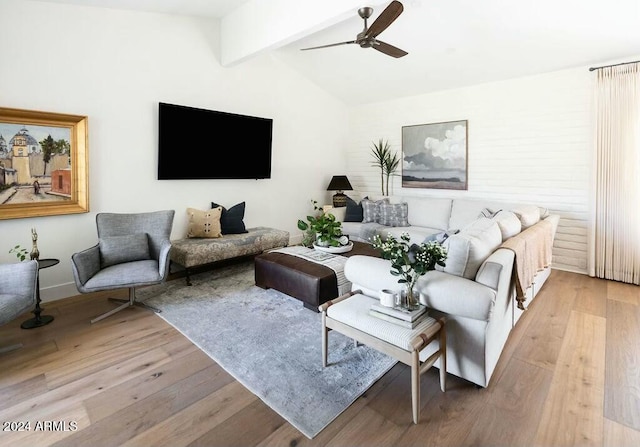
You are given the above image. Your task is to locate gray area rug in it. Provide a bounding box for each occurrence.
[137,260,397,439]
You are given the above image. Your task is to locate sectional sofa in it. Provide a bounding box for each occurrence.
[331,195,559,388]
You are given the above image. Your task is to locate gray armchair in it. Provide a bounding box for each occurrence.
[0,260,38,353]
[71,210,175,324]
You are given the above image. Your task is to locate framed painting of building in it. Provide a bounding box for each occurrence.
[0,107,89,220]
[402,120,468,190]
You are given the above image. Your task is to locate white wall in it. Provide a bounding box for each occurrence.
[0,0,349,300]
[346,67,595,274]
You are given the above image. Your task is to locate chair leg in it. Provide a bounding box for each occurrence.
[90,287,161,324]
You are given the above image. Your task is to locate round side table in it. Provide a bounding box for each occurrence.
[21,258,59,329]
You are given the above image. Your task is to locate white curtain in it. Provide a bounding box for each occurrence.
[591,63,640,284]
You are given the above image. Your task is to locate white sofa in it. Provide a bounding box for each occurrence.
[337,196,559,388]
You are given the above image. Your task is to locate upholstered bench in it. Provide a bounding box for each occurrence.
[320,290,447,424]
[171,226,289,285]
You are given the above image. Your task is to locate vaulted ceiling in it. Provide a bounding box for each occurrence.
[33,0,640,105]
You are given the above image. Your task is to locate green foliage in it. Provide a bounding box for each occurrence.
[371,232,448,288]
[39,134,70,176]
[370,139,400,196]
[297,200,343,247]
[9,245,28,262]
[39,135,70,155]
[40,135,55,164]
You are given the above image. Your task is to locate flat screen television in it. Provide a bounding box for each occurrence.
[157,102,273,180]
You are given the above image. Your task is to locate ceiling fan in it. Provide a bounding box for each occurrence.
[300,1,408,58]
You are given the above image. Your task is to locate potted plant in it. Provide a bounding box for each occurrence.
[371,139,400,196]
[297,200,346,248]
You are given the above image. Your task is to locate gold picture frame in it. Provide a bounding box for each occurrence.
[0,107,89,220]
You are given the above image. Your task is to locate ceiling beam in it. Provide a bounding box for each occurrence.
[220,0,388,66]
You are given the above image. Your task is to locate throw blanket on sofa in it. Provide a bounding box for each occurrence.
[500,219,554,310]
[269,246,351,295]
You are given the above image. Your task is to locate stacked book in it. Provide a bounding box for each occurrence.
[369,302,428,329]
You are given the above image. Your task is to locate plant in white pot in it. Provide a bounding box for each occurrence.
[297,200,347,248]
[298,212,345,247]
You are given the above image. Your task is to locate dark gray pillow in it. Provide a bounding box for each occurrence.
[99,233,150,267]
[211,201,248,234]
[344,196,367,222]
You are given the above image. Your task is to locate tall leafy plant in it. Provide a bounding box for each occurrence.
[384,150,400,197]
[371,139,400,196]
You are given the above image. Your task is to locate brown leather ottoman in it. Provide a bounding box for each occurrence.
[254,241,381,312]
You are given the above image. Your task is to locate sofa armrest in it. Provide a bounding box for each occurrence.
[543,213,560,243]
[474,248,516,290]
[71,244,101,287]
[344,255,405,297]
[158,240,172,279]
[417,271,496,321]
[344,254,499,322]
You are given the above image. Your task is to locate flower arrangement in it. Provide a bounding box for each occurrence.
[371,232,448,309]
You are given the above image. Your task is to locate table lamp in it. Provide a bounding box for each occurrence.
[327,175,353,207]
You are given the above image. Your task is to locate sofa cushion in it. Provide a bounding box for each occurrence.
[362,198,389,223]
[449,199,517,231]
[378,202,409,227]
[479,207,501,218]
[341,221,385,243]
[492,210,522,241]
[328,206,347,222]
[99,233,150,268]
[511,205,540,229]
[404,197,452,231]
[423,229,458,244]
[439,217,502,279]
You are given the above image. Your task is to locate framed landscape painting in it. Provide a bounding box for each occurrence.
[0,107,89,220]
[402,120,468,190]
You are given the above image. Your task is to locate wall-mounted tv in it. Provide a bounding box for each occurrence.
[157,102,273,180]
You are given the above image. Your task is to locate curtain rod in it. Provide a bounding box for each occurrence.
[589,60,640,71]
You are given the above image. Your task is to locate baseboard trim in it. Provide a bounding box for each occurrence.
[40,282,80,303]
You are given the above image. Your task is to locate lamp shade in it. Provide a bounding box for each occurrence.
[327,175,353,191]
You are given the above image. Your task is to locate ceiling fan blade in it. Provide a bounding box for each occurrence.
[373,40,408,58]
[300,40,357,51]
[364,1,404,39]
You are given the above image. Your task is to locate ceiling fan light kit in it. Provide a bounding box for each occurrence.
[301,1,408,58]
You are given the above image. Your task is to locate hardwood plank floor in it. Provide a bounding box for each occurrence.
[1,269,639,446]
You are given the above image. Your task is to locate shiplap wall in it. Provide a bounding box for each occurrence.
[345,67,594,274]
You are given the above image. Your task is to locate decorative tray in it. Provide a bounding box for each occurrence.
[313,242,353,254]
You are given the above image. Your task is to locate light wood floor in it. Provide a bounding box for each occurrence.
[1,268,639,446]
